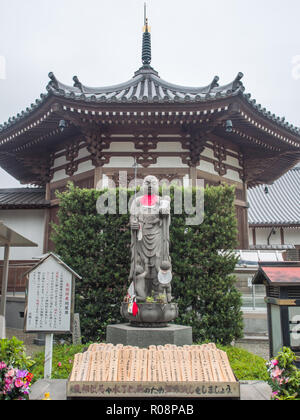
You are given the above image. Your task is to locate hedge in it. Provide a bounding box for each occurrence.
[52,183,243,344]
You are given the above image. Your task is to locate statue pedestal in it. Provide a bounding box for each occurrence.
[106,323,193,348]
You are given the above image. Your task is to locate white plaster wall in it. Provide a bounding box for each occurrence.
[0,209,46,260]
[284,229,300,245]
[225,155,242,169]
[75,160,94,175]
[149,142,185,153]
[255,228,281,245]
[249,228,254,246]
[53,155,67,169]
[197,161,218,175]
[201,147,215,160]
[151,157,187,168]
[104,156,135,168]
[78,147,91,159]
[253,228,300,246]
[52,169,68,182]
[106,142,136,152]
[224,169,242,183]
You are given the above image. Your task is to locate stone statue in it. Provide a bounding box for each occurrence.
[122,175,178,326]
[129,176,171,296]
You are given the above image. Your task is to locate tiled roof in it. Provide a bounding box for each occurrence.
[0,188,49,209]
[1,8,300,140]
[47,68,244,103]
[0,67,300,139]
[248,168,300,226]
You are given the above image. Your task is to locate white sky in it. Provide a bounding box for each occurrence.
[0,0,300,187]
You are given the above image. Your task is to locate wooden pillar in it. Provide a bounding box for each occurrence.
[280,227,285,246]
[45,182,51,201]
[0,244,10,339]
[43,183,51,253]
[94,167,103,189]
[243,181,250,249]
[252,228,257,246]
[189,166,197,187]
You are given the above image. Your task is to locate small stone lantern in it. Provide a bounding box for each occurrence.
[252,262,300,367]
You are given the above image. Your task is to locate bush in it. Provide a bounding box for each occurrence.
[219,346,268,381]
[0,337,35,400]
[266,347,300,400]
[52,183,243,344]
[31,343,88,382]
[0,337,34,370]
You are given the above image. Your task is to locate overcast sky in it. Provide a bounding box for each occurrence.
[0,0,300,187]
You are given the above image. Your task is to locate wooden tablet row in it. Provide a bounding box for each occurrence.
[69,343,237,384]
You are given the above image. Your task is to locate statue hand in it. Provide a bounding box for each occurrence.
[159,197,171,214]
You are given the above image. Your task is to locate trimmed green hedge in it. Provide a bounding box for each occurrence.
[52,183,243,344]
[219,346,268,381]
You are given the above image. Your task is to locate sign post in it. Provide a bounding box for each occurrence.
[72,313,82,346]
[24,253,81,379]
[44,334,54,379]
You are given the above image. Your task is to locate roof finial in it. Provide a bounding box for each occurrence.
[142,3,151,66]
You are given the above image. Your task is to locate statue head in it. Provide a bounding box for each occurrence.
[142,175,159,196]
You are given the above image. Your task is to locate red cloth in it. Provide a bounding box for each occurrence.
[132,302,139,317]
[140,194,158,207]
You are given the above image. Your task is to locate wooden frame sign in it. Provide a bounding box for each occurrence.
[24,253,80,334]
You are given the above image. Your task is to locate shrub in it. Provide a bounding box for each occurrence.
[0,337,34,370]
[52,183,243,344]
[219,346,268,381]
[0,337,35,400]
[266,347,300,400]
[31,343,88,382]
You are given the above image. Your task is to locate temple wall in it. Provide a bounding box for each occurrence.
[48,137,247,248]
[51,142,243,184]
[0,209,46,260]
[283,228,300,246]
[250,227,300,246]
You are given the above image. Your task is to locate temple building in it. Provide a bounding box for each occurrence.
[0,14,300,266]
[248,165,300,259]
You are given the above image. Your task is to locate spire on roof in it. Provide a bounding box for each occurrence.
[142,3,151,66]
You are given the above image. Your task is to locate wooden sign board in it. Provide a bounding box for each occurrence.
[67,343,240,400]
[24,253,79,334]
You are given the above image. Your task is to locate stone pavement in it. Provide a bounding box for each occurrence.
[30,379,272,401]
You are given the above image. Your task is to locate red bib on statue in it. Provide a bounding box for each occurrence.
[140,194,158,207]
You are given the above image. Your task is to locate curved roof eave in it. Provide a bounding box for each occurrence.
[1,68,300,141]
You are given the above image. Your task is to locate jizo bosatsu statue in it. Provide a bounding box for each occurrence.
[121,176,178,327]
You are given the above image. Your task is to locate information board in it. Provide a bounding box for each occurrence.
[24,254,75,333]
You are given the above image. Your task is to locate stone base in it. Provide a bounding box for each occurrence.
[106,323,193,348]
